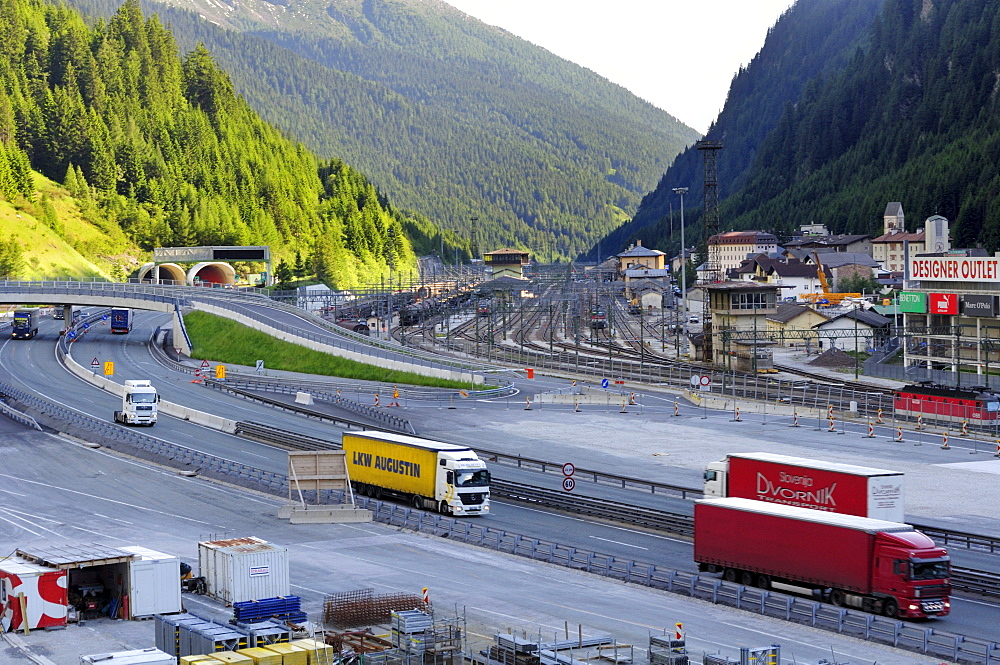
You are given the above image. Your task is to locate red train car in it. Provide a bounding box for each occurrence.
[894,384,1000,423]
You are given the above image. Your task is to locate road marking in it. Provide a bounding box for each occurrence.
[0,470,215,525]
[588,535,647,550]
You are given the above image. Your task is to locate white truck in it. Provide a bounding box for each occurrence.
[113,380,160,426]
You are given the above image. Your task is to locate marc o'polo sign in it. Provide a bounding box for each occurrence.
[961,294,997,317]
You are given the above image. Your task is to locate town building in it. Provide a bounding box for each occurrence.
[704,282,781,371]
[707,231,777,276]
[871,204,950,273]
[766,303,830,348]
[483,249,530,279]
[617,241,666,274]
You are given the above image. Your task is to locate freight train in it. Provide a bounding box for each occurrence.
[894,383,1000,424]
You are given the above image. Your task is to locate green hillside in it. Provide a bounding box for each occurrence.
[615,0,1000,258]
[0,0,415,286]
[65,0,699,261]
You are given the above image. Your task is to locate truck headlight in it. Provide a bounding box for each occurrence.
[908,604,918,611]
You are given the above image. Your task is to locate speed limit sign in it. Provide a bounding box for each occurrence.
[562,462,576,477]
[562,477,576,492]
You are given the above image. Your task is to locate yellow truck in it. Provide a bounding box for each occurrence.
[343,431,490,516]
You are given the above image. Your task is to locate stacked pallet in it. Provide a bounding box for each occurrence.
[234,596,307,625]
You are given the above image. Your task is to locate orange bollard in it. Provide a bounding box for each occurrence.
[524,396,532,410]
[865,421,874,438]
[941,432,950,450]
[673,401,680,417]
[790,411,799,427]
[877,408,884,424]
[895,426,903,442]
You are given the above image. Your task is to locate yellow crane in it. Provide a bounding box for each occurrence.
[799,252,860,305]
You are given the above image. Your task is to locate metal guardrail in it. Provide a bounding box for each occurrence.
[204,380,417,435]
[351,499,1000,665]
[0,400,42,431]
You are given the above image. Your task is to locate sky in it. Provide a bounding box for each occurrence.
[442,0,796,135]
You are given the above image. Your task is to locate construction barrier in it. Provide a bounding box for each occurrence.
[574,399,580,413]
[996,440,1000,457]
[790,411,799,427]
[941,432,950,450]
[917,414,923,430]
[374,394,380,408]
[895,426,903,442]
[673,401,680,417]
[961,420,968,436]
[524,396,532,411]
[877,408,884,424]
[828,416,835,432]
[732,406,742,422]
[620,400,627,413]
[864,421,874,438]
[629,392,637,405]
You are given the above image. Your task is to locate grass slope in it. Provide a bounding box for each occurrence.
[183,310,479,388]
[0,174,142,280]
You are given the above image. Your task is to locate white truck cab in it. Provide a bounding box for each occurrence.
[114,380,160,426]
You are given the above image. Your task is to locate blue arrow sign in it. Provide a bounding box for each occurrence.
[83,322,90,330]
[68,331,77,339]
[601,378,609,388]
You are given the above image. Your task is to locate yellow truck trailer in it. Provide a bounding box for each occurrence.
[343,431,490,516]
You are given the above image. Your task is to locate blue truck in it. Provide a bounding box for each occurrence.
[110,307,133,334]
[11,309,39,339]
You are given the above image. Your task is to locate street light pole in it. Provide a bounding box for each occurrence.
[673,187,689,357]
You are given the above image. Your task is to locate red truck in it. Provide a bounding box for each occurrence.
[694,497,951,619]
[703,452,905,522]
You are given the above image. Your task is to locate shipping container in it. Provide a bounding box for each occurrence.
[80,648,175,665]
[0,557,68,632]
[694,497,950,619]
[703,452,905,521]
[198,537,290,605]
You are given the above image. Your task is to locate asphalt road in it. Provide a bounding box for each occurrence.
[1,310,998,655]
[0,422,950,665]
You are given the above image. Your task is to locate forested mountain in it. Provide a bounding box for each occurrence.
[0,0,415,286]
[596,0,886,259]
[609,0,1000,260]
[65,0,698,262]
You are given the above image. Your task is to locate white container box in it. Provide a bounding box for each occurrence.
[198,537,290,604]
[81,647,175,665]
[119,546,182,618]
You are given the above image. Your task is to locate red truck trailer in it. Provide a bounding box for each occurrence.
[703,452,905,522]
[694,497,950,619]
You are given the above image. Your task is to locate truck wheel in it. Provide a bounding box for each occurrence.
[756,575,771,590]
[372,486,383,500]
[882,598,898,618]
[830,590,846,607]
[740,571,756,587]
[438,501,451,515]
[412,495,423,510]
[723,568,738,583]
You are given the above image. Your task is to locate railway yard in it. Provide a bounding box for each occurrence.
[2,276,1000,664]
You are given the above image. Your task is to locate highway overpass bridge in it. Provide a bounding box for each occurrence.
[0,281,490,382]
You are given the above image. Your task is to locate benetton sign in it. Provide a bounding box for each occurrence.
[910,257,1000,282]
[898,292,926,313]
